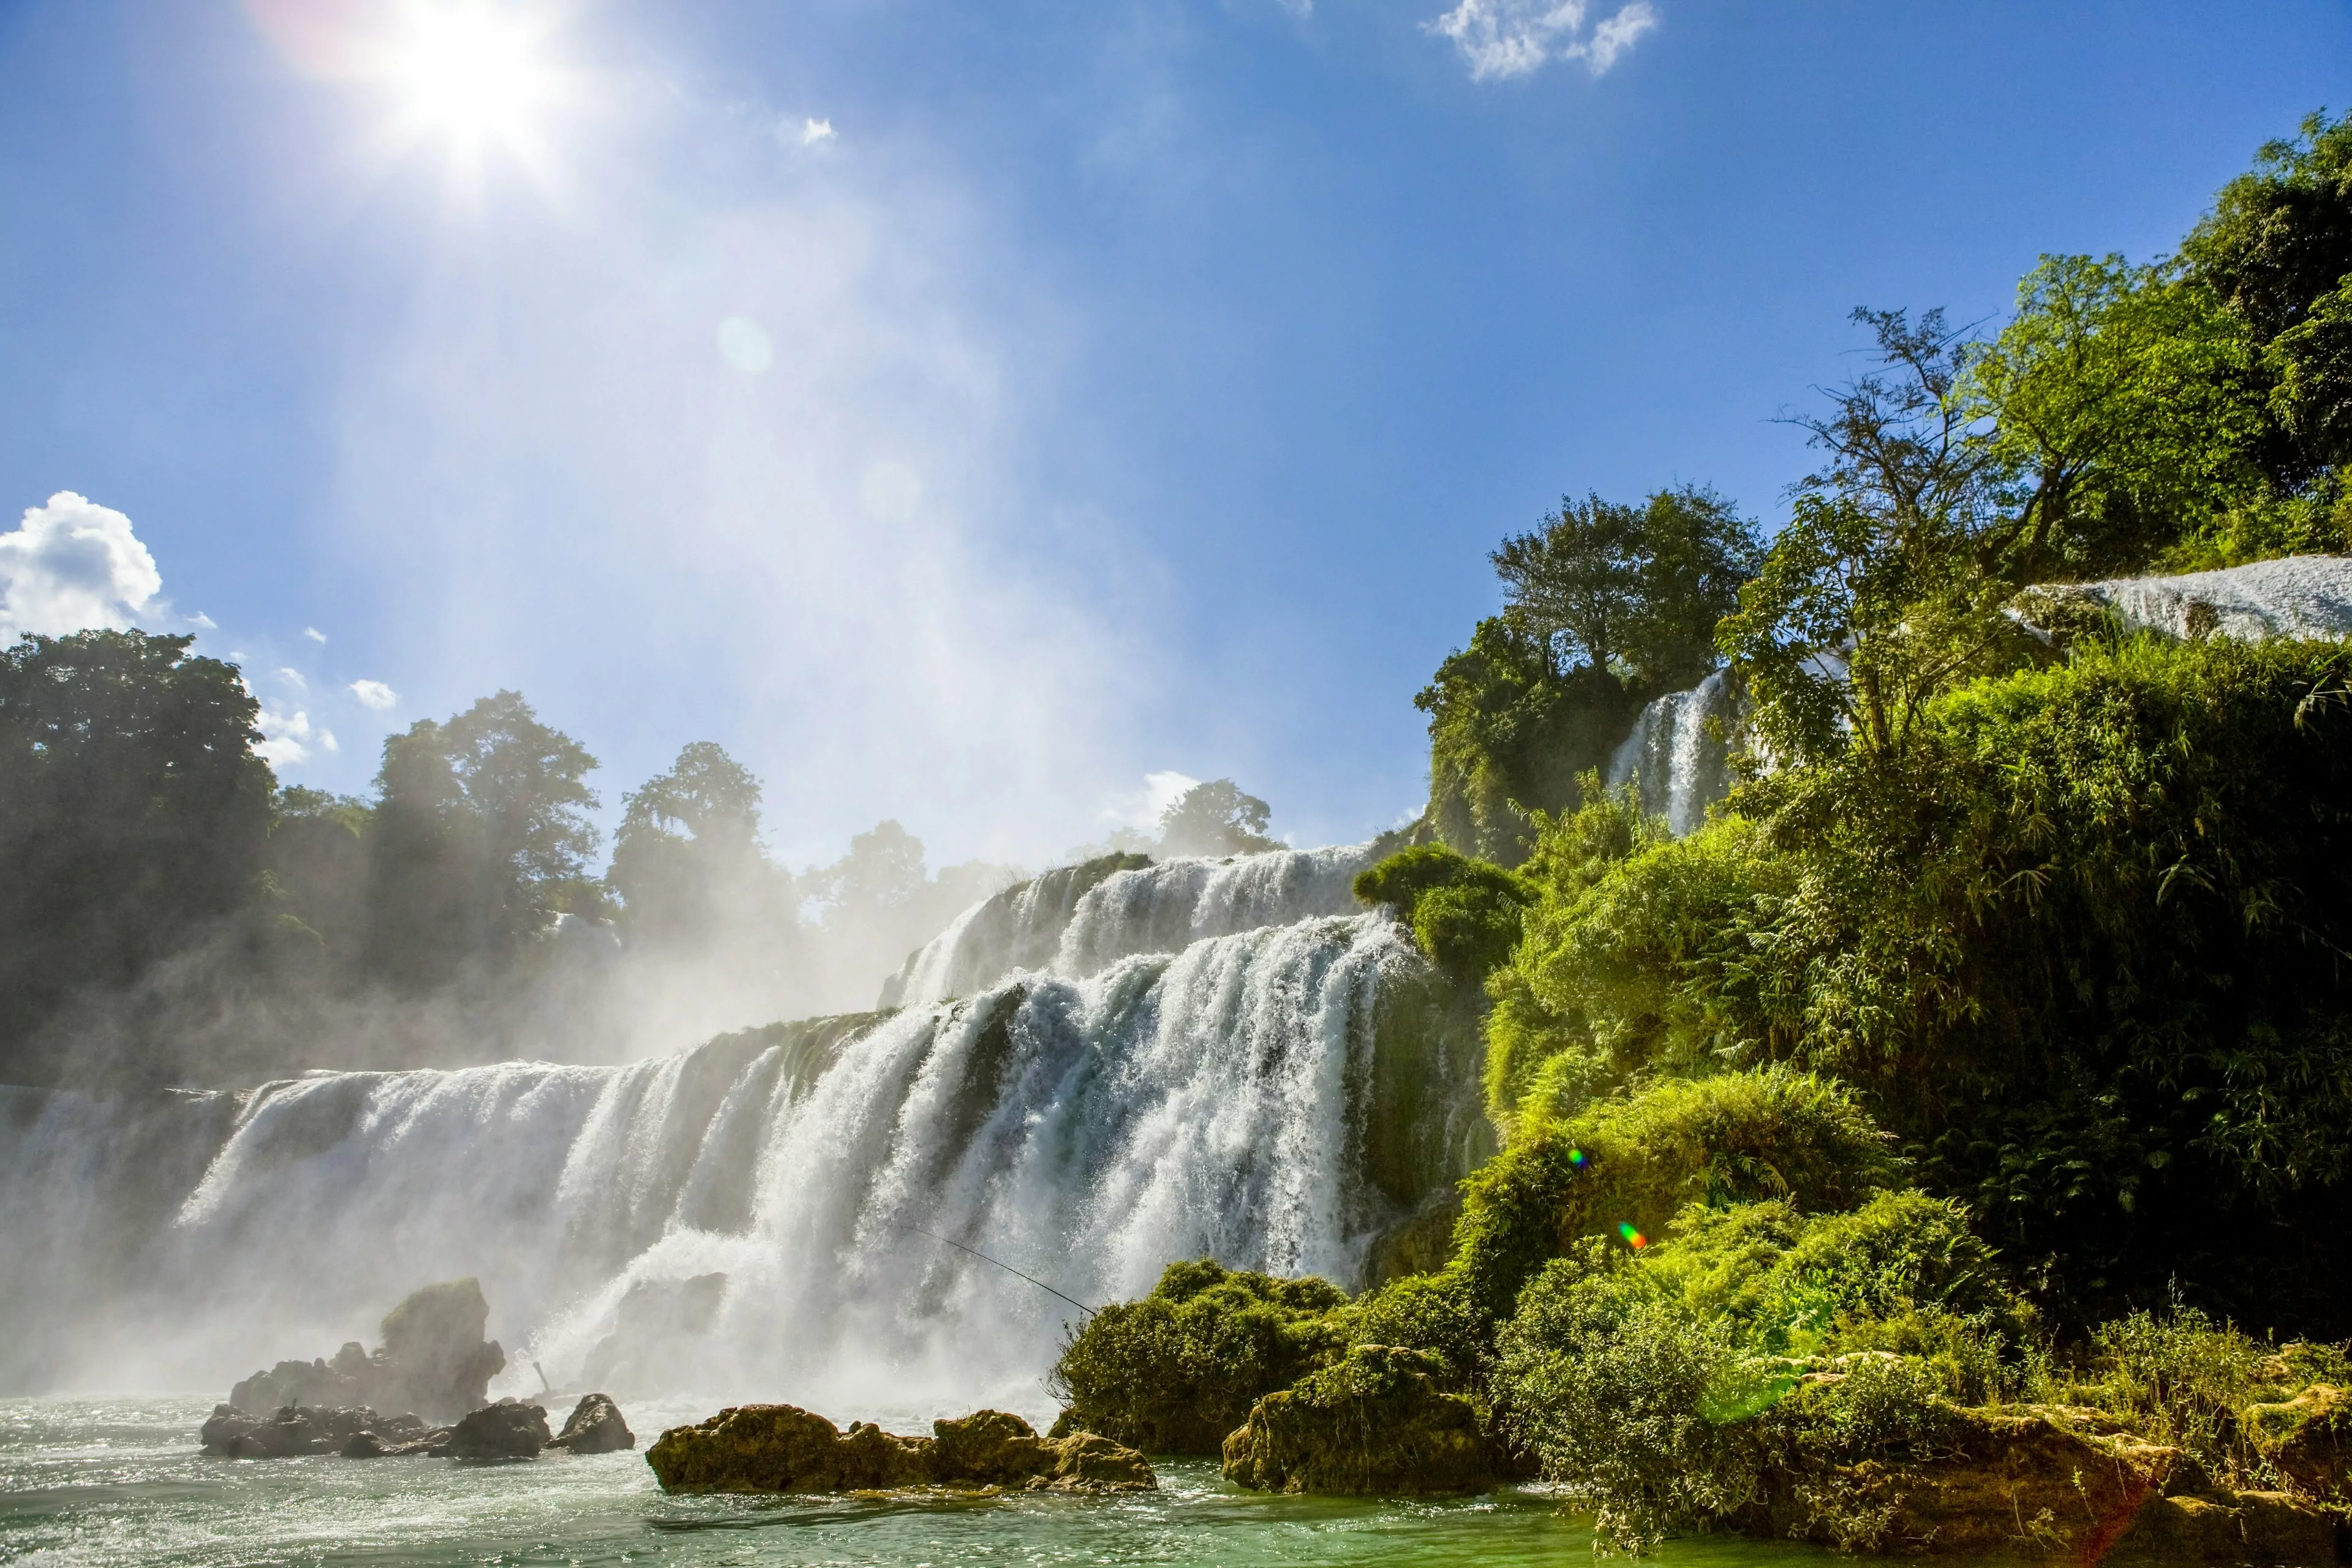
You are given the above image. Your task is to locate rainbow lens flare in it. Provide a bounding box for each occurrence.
[1617,1222,1648,1250]
[1568,1147,1586,1167]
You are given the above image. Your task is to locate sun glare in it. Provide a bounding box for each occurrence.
[384,2,562,167]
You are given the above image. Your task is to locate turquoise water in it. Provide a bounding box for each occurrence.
[0,1397,1837,1567]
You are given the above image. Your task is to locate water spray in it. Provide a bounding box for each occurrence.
[898,1223,1101,1318]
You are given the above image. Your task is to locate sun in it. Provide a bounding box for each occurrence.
[383,2,562,164]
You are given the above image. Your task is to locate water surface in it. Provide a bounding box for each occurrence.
[0,1396,1844,1567]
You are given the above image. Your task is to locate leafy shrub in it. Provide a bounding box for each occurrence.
[1484,812,1792,1128]
[1352,845,1533,986]
[1494,1249,1749,1552]
[1047,1259,1347,1454]
[1344,1267,1488,1389]
[1452,1068,1896,1321]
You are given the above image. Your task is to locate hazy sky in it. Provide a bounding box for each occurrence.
[1,1,2343,869]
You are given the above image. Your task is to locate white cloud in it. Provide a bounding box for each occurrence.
[0,491,164,641]
[190,611,218,630]
[1104,769,1200,831]
[349,678,399,710]
[304,626,327,643]
[1426,0,1656,80]
[277,666,308,691]
[254,704,319,767]
[321,729,341,754]
[800,116,835,146]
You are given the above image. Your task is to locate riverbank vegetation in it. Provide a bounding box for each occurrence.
[1053,111,2352,1551]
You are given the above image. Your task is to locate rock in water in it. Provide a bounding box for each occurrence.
[644,1406,1153,1494]
[375,1279,507,1422]
[1221,1345,1493,1496]
[547,1393,635,1454]
[202,1403,413,1458]
[443,1399,549,1460]
[223,1278,507,1426]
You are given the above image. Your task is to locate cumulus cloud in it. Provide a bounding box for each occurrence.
[0,491,164,641]
[349,679,399,710]
[254,703,335,767]
[303,627,328,643]
[800,116,835,146]
[1426,0,1657,80]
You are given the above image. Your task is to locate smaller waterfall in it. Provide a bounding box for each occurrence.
[2022,555,2352,643]
[1606,669,1738,837]
[884,843,1378,1008]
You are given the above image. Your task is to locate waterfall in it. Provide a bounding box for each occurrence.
[882,843,1378,1008]
[1605,669,1738,837]
[2019,555,2352,643]
[0,908,1477,1415]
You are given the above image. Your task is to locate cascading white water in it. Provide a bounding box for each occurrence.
[2043,555,2352,643]
[1,906,1458,1420]
[884,843,1378,1008]
[1606,669,1738,837]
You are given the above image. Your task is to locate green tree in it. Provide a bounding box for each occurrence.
[609,742,788,945]
[1721,310,2032,766]
[0,630,274,1082]
[363,691,600,988]
[1493,487,1760,690]
[1962,255,2268,579]
[1157,778,1280,857]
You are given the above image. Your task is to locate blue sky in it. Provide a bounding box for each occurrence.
[1,0,2344,870]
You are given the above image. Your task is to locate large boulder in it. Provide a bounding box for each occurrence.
[443,1398,549,1460]
[223,1279,506,1427]
[547,1393,635,1455]
[374,1279,507,1422]
[644,1406,1153,1494]
[1221,1344,1494,1496]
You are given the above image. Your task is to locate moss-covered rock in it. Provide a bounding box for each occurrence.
[2248,1382,2352,1499]
[644,1405,1153,1494]
[1220,1344,1494,1496]
[1049,1259,1348,1454]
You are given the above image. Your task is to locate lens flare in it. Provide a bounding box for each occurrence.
[1567,1146,1586,1167]
[1617,1222,1647,1250]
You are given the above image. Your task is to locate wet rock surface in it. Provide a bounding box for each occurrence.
[1221,1345,1494,1497]
[443,1399,549,1460]
[201,1403,432,1458]
[1748,1397,2348,1562]
[547,1393,635,1454]
[644,1406,1154,1494]
[228,1278,506,1424]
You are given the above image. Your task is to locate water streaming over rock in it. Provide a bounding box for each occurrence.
[1605,669,1739,837]
[881,843,1379,1006]
[0,885,1481,1415]
[2018,555,2352,643]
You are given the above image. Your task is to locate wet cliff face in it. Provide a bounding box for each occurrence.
[2,862,1489,1412]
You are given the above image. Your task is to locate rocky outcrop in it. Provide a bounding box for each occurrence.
[227,1279,506,1425]
[202,1403,433,1458]
[1752,1396,2347,1562]
[1221,1345,1494,1496]
[2248,1382,2352,1498]
[547,1393,635,1454]
[443,1399,549,1460]
[644,1405,1154,1494]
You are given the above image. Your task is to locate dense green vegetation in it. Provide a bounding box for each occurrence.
[1052,111,2352,1546]
[1419,487,1762,865]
